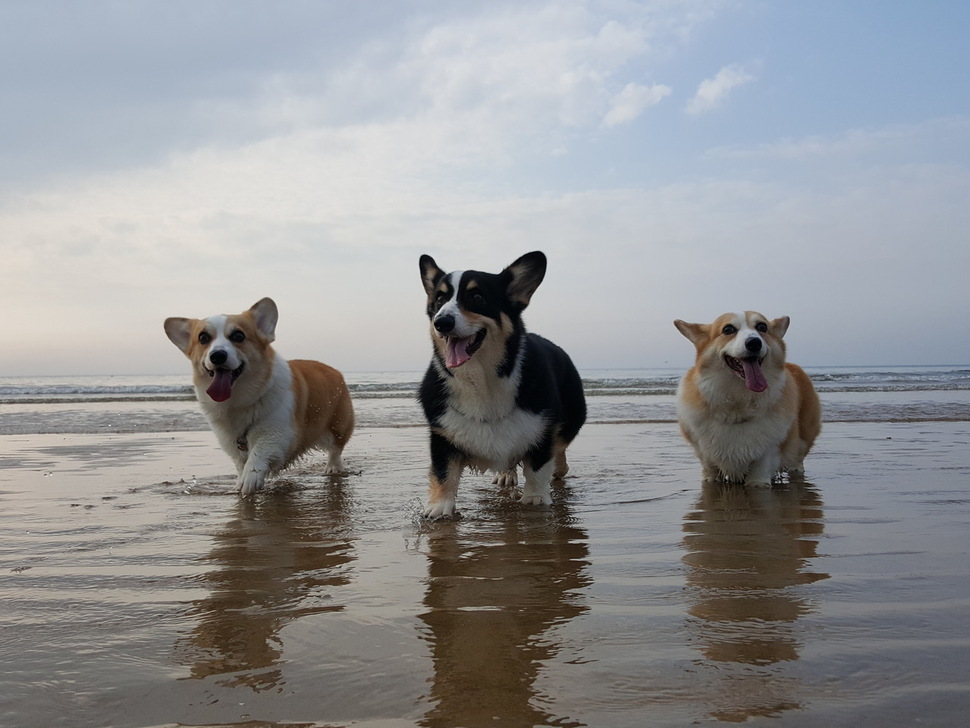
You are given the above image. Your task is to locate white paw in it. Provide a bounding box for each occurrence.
[518,487,552,506]
[701,466,720,482]
[746,478,772,488]
[492,469,518,489]
[423,498,458,519]
[238,469,266,496]
[324,457,345,475]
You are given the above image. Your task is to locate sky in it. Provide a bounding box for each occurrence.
[2,0,969,376]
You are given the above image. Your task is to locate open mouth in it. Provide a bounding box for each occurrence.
[204,363,245,402]
[444,329,486,368]
[724,354,768,393]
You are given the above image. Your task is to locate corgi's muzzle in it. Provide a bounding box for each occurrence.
[204,348,245,402]
[433,314,486,369]
[724,336,767,392]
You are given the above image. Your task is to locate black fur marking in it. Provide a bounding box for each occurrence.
[515,333,587,441]
[428,429,460,484]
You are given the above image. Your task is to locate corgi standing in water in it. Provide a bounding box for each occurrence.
[164,297,354,495]
[674,311,821,486]
[418,251,586,518]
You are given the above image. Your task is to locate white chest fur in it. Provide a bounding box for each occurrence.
[437,355,546,469]
[439,403,546,469]
[678,369,794,479]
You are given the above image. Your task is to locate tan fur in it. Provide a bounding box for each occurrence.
[287,359,356,465]
[429,308,512,379]
[674,311,821,486]
[164,298,354,494]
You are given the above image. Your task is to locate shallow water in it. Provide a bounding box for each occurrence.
[2,421,970,727]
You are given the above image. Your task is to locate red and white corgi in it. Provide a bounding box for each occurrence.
[164,297,354,495]
[674,311,821,486]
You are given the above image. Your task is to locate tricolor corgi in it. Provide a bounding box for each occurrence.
[418,251,587,518]
[674,311,821,486]
[164,297,354,495]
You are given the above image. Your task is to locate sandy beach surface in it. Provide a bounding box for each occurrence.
[2,419,970,727]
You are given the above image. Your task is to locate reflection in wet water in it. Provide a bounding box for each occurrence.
[682,481,828,722]
[417,495,591,728]
[177,478,356,691]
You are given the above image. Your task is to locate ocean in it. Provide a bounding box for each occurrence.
[2,365,969,435]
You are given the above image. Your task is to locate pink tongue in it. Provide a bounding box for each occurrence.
[446,337,471,368]
[206,369,234,402]
[741,358,768,392]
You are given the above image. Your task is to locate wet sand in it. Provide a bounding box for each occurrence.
[2,421,970,727]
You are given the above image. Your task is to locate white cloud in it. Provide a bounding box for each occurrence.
[602,82,672,127]
[707,117,970,163]
[5,118,969,374]
[685,63,755,115]
[244,6,664,153]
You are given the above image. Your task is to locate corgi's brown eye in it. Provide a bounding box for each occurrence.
[471,292,485,304]
[755,322,768,333]
[229,330,246,343]
[722,325,737,335]
[198,332,211,345]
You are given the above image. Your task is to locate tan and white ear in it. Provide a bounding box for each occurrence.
[164,317,193,354]
[770,316,791,339]
[249,297,279,341]
[504,251,547,307]
[673,319,709,347]
[419,254,444,298]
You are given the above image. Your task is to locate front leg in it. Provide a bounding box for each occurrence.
[519,458,556,506]
[424,431,465,519]
[238,459,268,495]
[746,450,781,488]
[235,431,288,496]
[700,461,722,483]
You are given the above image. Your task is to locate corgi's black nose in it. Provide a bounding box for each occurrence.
[209,348,229,366]
[434,314,455,334]
[745,337,763,354]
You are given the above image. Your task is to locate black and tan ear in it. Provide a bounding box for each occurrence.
[420,254,445,298]
[503,251,547,307]
[249,297,279,341]
[673,319,709,347]
[164,317,193,353]
[770,316,791,339]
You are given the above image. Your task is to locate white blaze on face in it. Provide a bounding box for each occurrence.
[202,315,242,370]
[200,313,247,402]
[433,270,490,369]
[718,312,759,358]
[433,271,464,328]
[434,271,479,337]
[723,312,769,393]
[739,312,766,354]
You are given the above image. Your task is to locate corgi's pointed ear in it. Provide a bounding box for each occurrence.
[249,297,279,341]
[503,251,547,307]
[420,254,445,297]
[164,317,194,353]
[674,319,709,347]
[770,316,791,339]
